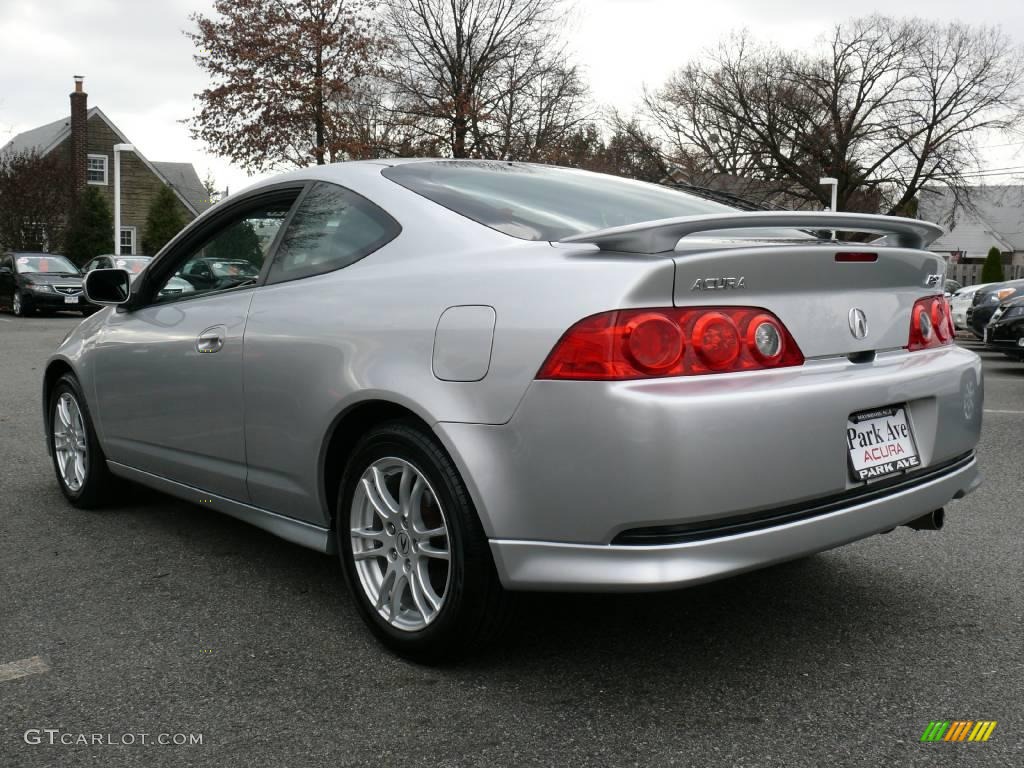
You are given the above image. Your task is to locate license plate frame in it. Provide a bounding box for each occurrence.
[846,405,921,482]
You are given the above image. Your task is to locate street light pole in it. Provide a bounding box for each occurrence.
[819,177,839,241]
[819,177,838,212]
[113,143,134,255]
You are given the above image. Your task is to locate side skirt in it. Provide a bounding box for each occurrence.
[107,461,334,554]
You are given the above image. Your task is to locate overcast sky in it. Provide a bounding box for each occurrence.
[1,0,1022,195]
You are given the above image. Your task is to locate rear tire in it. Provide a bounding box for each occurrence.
[48,373,115,508]
[336,421,512,663]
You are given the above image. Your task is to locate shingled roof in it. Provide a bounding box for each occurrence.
[1,107,211,216]
[919,186,1024,259]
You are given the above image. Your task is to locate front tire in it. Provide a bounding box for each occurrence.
[336,421,511,662]
[12,290,30,317]
[48,374,114,508]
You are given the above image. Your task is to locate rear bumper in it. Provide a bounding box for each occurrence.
[439,346,982,546]
[490,454,979,591]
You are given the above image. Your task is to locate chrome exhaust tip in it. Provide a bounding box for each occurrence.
[905,508,945,531]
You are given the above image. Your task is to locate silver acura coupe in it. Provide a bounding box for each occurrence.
[45,160,983,660]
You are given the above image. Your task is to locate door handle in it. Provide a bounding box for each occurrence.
[196,325,226,354]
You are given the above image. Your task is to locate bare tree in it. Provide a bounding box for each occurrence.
[331,73,442,158]
[643,16,1024,214]
[382,0,587,159]
[0,150,70,251]
[188,0,384,172]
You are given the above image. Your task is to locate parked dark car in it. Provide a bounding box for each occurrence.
[0,252,90,317]
[177,257,260,292]
[966,278,1024,338]
[985,295,1024,360]
[83,254,196,299]
[83,254,153,278]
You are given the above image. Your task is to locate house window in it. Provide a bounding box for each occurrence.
[87,154,108,185]
[119,227,136,255]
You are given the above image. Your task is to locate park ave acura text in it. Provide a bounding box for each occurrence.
[43,160,982,661]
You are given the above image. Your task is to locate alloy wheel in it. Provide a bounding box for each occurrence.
[53,392,88,492]
[13,291,23,316]
[349,457,451,632]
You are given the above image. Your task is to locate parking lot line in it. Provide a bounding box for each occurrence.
[984,409,1024,415]
[0,656,50,683]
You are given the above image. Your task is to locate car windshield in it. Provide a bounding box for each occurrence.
[14,255,79,274]
[382,161,736,242]
[112,257,151,275]
[208,261,259,278]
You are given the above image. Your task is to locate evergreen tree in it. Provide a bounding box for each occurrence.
[981,246,1005,283]
[206,220,262,266]
[64,187,112,265]
[142,185,187,255]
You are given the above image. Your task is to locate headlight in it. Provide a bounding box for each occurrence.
[28,284,53,293]
[1005,306,1024,320]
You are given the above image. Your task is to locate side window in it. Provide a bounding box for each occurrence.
[266,182,400,285]
[152,197,296,303]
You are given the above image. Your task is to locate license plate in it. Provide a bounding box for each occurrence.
[983,328,988,343]
[846,406,920,482]
[64,295,79,304]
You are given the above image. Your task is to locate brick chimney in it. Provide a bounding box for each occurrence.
[70,76,87,201]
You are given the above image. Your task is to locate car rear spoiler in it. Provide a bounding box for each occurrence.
[559,211,944,254]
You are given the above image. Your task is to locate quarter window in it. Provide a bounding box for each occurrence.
[87,154,108,185]
[266,182,400,284]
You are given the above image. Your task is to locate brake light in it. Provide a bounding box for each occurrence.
[907,295,954,351]
[835,252,878,263]
[537,307,804,380]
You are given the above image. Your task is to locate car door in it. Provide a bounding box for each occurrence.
[243,182,402,523]
[84,256,108,274]
[0,254,13,308]
[92,188,301,500]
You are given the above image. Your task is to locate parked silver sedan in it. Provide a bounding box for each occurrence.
[45,160,983,660]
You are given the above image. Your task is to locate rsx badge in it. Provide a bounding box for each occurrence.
[691,276,747,291]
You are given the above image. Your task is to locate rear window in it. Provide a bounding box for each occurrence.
[382,161,732,241]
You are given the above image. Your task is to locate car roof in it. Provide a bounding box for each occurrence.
[980,277,1024,292]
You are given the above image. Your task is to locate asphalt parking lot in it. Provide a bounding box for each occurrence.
[1,312,1022,768]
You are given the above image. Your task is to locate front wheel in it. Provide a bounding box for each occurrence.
[12,291,29,317]
[48,374,114,508]
[337,421,511,662]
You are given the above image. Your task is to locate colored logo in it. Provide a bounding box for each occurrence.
[920,720,997,742]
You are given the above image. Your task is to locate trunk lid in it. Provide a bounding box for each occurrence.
[672,242,944,357]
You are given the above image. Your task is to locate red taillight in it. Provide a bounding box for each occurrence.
[537,307,804,380]
[907,295,954,351]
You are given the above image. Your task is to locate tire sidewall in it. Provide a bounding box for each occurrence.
[336,423,482,657]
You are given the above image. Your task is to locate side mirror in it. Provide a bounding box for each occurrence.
[0,265,11,275]
[84,268,132,305]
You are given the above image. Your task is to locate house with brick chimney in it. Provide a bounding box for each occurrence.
[1,77,211,255]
